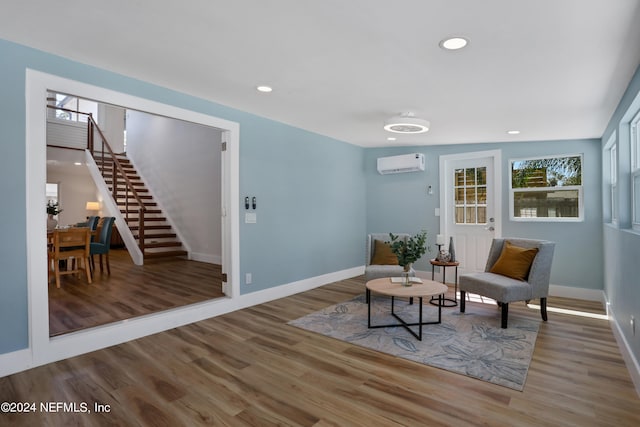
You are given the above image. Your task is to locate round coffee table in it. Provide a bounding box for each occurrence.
[365,278,448,340]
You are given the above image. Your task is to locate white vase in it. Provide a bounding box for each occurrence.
[47,214,58,231]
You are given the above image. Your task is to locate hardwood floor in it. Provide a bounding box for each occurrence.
[4,277,639,426]
[48,249,225,336]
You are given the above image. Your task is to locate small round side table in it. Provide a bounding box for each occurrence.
[429,259,460,307]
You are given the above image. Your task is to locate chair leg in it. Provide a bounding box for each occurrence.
[460,291,466,312]
[105,252,110,275]
[540,297,548,321]
[99,254,104,273]
[54,259,61,289]
[84,257,92,284]
[501,303,509,328]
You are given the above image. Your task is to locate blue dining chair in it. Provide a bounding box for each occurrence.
[87,216,100,232]
[90,217,115,275]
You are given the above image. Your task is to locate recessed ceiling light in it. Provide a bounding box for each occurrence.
[387,137,397,141]
[74,162,82,166]
[506,130,521,135]
[256,85,273,93]
[384,112,430,134]
[440,37,468,50]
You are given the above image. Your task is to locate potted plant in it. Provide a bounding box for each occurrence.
[388,230,428,286]
[46,201,63,230]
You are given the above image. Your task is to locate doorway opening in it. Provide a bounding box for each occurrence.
[46,93,227,336]
[27,69,239,367]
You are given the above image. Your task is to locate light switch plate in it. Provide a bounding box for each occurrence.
[245,212,257,223]
[435,208,440,217]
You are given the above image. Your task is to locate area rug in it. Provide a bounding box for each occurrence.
[288,295,540,391]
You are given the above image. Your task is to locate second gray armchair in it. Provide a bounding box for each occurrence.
[459,238,555,328]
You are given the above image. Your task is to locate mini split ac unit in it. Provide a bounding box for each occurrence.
[377,153,425,175]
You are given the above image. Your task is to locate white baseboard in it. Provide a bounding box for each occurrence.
[548,284,606,304]
[237,266,364,310]
[609,305,640,398]
[190,252,222,265]
[0,348,32,378]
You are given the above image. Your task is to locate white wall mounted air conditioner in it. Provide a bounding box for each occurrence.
[377,153,425,175]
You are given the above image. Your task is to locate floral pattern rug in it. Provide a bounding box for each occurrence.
[288,295,540,391]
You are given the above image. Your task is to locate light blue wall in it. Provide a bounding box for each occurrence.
[0,39,366,354]
[600,63,640,362]
[365,138,603,290]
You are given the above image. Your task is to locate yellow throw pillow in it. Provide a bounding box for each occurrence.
[489,241,539,281]
[371,240,399,265]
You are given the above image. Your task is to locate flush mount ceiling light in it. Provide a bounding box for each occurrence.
[439,37,468,50]
[506,130,521,135]
[384,112,430,134]
[256,85,273,93]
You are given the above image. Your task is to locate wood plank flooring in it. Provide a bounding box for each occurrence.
[4,276,639,426]
[48,249,224,336]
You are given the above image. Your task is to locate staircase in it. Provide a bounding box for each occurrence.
[94,152,188,260]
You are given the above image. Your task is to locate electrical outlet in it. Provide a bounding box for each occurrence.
[245,273,252,285]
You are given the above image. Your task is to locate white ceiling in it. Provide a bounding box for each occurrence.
[3,0,640,147]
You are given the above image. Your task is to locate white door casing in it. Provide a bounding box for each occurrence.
[24,69,240,371]
[440,150,502,274]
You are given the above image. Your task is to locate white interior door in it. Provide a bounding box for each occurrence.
[440,150,502,274]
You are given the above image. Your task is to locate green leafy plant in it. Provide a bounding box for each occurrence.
[388,230,428,270]
[46,201,63,216]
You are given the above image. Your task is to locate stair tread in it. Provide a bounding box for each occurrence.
[128,225,172,230]
[125,217,167,222]
[121,210,162,215]
[115,194,153,199]
[116,202,158,208]
[133,233,177,239]
[144,250,188,259]
[105,180,145,186]
[144,241,183,249]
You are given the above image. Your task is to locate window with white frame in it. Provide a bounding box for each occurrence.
[610,142,618,224]
[510,154,583,221]
[47,91,98,123]
[632,110,640,230]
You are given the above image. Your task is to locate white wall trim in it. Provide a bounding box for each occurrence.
[548,284,606,304]
[24,69,240,374]
[190,252,222,265]
[609,304,640,398]
[238,266,365,309]
[0,349,33,378]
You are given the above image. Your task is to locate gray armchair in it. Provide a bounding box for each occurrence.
[365,233,415,302]
[459,238,555,328]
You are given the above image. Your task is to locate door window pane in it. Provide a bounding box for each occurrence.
[454,166,487,224]
[477,207,487,223]
[477,187,487,203]
[476,168,486,185]
[466,207,476,223]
